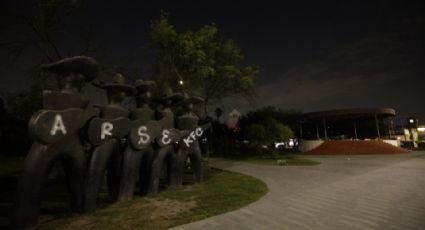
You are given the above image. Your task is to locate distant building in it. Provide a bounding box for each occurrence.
[301,107,396,140]
[227,109,241,129]
[298,107,401,151]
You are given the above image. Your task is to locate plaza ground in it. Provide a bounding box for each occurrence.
[172,152,425,230]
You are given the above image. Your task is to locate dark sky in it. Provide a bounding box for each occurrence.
[1,0,425,121]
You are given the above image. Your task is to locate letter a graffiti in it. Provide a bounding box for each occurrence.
[50,114,67,136]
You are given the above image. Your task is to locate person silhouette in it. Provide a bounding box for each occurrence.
[83,73,134,212]
[175,93,205,183]
[14,56,99,228]
[148,88,183,194]
[118,79,159,200]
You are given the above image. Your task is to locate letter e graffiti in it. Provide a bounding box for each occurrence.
[50,114,67,136]
[101,122,113,140]
[137,126,150,144]
[161,129,171,145]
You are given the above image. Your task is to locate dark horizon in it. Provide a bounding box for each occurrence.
[1,0,424,120]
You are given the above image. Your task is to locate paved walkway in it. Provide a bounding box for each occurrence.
[171,152,425,230]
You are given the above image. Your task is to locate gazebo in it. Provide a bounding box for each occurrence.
[300,107,396,140]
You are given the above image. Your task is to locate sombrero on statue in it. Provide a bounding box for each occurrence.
[40,56,99,82]
[134,79,156,93]
[99,73,136,95]
[175,92,204,106]
[157,87,184,105]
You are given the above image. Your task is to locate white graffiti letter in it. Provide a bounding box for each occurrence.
[183,136,193,148]
[161,129,171,145]
[137,126,150,144]
[101,122,113,140]
[50,114,67,136]
[195,127,203,136]
[190,131,196,140]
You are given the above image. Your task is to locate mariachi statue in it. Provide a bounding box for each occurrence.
[13,56,99,228]
[148,88,184,194]
[118,79,160,200]
[83,73,133,212]
[175,93,205,183]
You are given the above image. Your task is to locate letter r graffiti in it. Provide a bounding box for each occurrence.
[101,122,113,140]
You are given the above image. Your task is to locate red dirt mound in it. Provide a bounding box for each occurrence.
[305,140,410,155]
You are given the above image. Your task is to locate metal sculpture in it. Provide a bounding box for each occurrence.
[118,79,160,200]
[13,56,99,228]
[176,94,205,183]
[13,55,216,228]
[148,88,184,194]
[83,73,133,212]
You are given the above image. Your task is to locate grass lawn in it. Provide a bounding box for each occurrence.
[0,157,268,230]
[219,154,320,166]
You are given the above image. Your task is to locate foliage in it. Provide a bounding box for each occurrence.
[214,107,223,120]
[209,120,236,156]
[240,106,301,137]
[0,87,42,156]
[242,117,294,145]
[1,0,91,63]
[6,86,42,122]
[275,123,294,141]
[149,12,258,116]
[245,123,267,145]
[0,162,267,229]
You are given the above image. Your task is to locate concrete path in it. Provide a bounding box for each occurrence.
[171,152,425,230]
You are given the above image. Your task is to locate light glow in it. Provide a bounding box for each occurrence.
[288,140,294,147]
[274,142,285,148]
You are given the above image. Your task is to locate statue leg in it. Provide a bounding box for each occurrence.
[83,139,117,212]
[139,146,154,195]
[107,141,122,201]
[166,146,182,187]
[148,147,168,194]
[189,142,204,183]
[62,140,87,212]
[13,142,62,228]
[173,146,186,186]
[118,145,143,201]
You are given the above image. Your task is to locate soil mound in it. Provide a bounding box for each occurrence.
[305,140,410,155]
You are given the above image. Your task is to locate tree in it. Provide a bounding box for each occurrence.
[214,107,223,121]
[0,0,95,154]
[1,0,100,90]
[240,106,302,137]
[245,123,267,145]
[149,12,258,116]
[1,86,43,155]
[239,108,296,146]
[1,0,94,63]
[275,123,294,141]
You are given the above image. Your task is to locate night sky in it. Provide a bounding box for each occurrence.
[1,0,424,121]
